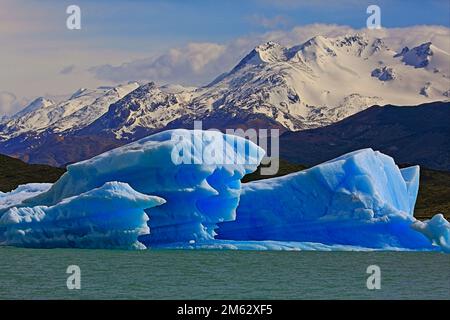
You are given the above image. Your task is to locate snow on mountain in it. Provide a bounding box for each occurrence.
[190,33,450,130]
[50,82,140,133]
[0,115,9,124]
[0,97,54,126]
[0,33,449,143]
[11,97,55,120]
[81,82,194,139]
[0,82,139,140]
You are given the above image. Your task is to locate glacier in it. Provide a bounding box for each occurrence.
[0,130,448,252]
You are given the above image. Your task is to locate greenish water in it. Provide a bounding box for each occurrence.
[0,247,448,300]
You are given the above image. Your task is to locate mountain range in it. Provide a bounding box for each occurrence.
[280,101,450,171]
[0,33,449,167]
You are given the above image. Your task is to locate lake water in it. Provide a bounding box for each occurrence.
[0,247,448,300]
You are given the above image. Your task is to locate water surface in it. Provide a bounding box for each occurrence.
[0,247,448,299]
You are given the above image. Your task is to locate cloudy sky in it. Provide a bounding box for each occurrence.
[1,0,449,115]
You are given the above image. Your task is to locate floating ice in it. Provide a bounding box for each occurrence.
[20,129,264,246]
[412,214,450,253]
[0,183,51,212]
[0,182,164,249]
[1,131,448,252]
[151,239,384,251]
[217,149,448,251]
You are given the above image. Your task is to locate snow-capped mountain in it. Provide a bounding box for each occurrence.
[50,82,140,133]
[0,97,54,125]
[0,82,139,140]
[79,34,450,139]
[11,97,55,120]
[3,34,450,138]
[279,101,450,171]
[191,35,449,130]
[0,33,449,165]
[81,82,194,139]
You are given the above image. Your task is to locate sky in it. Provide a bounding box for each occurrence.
[1,0,449,115]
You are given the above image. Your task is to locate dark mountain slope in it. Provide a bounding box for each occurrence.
[280,101,450,171]
[0,154,65,192]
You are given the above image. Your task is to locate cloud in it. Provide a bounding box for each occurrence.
[91,42,227,85]
[368,25,450,53]
[59,65,76,75]
[89,24,355,86]
[89,24,450,87]
[2,0,449,110]
[0,92,27,116]
[247,14,290,29]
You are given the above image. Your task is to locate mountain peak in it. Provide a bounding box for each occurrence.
[108,82,160,105]
[31,97,54,106]
[232,41,288,71]
[254,41,282,52]
[12,96,54,119]
[341,33,369,43]
[131,82,157,94]
[303,35,328,45]
[70,88,88,99]
[287,35,337,62]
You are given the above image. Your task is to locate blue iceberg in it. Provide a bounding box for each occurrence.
[0,183,52,211]
[0,130,448,252]
[217,149,448,251]
[16,129,263,247]
[412,214,450,252]
[0,182,165,249]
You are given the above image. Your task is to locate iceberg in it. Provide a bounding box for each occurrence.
[151,239,384,251]
[0,130,448,252]
[412,214,450,253]
[18,129,264,246]
[0,183,52,212]
[0,182,165,249]
[217,149,447,251]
